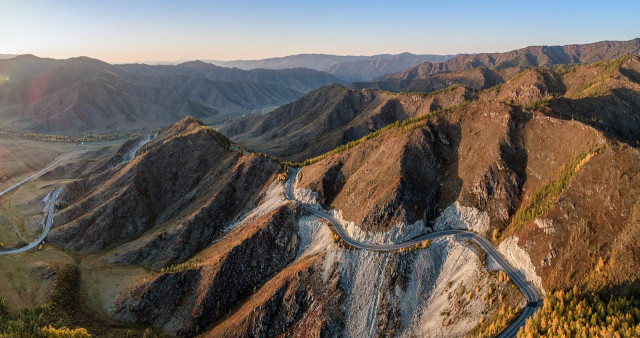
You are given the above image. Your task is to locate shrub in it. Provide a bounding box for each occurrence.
[41,325,91,337]
[158,259,202,274]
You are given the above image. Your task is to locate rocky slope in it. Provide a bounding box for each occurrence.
[222,83,474,161]
[292,55,640,301]
[48,117,281,267]
[6,115,522,337]
[79,55,640,337]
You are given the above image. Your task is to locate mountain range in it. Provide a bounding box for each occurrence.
[0,55,339,135]
[352,38,640,92]
[223,39,640,162]
[1,38,640,337]
[207,52,457,81]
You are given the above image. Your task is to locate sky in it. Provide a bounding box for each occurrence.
[1,0,639,63]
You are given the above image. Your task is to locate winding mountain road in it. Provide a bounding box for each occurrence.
[284,168,541,338]
[0,188,60,255]
[0,147,86,198]
[0,147,85,255]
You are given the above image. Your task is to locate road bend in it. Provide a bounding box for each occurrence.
[0,188,61,255]
[0,147,84,254]
[0,147,86,198]
[284,167,541,337]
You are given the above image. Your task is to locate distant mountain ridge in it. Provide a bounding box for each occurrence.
[0,55,340,135]
[118,60,340,93]
[363,38,640,92]
[206,53,458,81]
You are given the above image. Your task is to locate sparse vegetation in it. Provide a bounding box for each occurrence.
[204,127,233,151]
[330,232,356,250]
[158,259,202,274]
[525,96,552,110]
[0,131,131,143]
[567,55,633,99]
[497,270,510,284]
[326,222,357,250]
[0,300,59,337]
[277,168,289,181]
[508,146,604,231]
[296,100,471,167]
[517,287,640,337]
[50,265,80,314]
[399,239,431,253]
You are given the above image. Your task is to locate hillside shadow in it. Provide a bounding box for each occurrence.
[372,99,408,129]
[320,161,345,207]
[597,278,640,299]
[431,120,463,222]
[501,107,531,222]
[619,66,640,84]
[545,89,640,147]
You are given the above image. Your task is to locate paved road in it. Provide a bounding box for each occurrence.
[0,147,86,198]
[0,147,84,255]
[0,188,60,255]
[284,168,541,337]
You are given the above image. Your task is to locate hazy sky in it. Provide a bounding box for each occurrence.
[2,0,638,63]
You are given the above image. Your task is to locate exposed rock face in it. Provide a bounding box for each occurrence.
[290,57,640,302]
[396,238,522,336]
[498,236,545,294]
[433,202,491,235]
[295,100,527,235]
[116,269,202,330]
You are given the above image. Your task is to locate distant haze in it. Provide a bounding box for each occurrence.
[1,0,638,62]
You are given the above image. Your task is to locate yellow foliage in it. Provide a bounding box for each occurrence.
[492,228,500,242]
[470,305,520,337]
[40,325,91,337]
[517,288,640,337]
